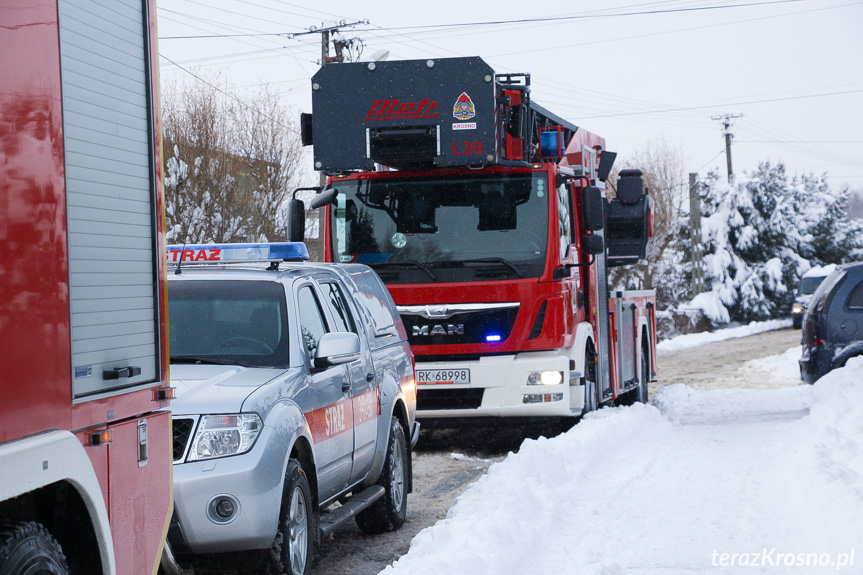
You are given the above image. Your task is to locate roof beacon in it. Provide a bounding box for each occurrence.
[167,242,310,265]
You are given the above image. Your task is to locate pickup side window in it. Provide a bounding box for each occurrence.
[847,281,863,310]
[321,282,356,333]
[297,286,328,360]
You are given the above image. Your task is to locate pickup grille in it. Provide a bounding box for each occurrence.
[173,418,195,462]
[417,389,484,411]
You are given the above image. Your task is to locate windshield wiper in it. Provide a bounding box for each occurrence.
[370,260,437,281]
[171,355,238,366]
[458,258,524,278]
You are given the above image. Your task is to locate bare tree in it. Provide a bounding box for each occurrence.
[608,137,690,308]
[162,77,305,245]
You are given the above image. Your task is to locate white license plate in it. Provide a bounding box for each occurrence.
[416,369,470,385]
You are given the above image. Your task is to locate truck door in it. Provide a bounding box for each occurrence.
[296,283,353,500]
[317,280,379,485]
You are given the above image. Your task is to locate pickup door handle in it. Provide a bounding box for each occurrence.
[103,366,141,380]
[342,380,352,392]
[366,373,375,382]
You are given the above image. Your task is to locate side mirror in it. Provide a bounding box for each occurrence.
[583,233,604,255]
[287,199,305,243]
[310,187,339,210]
[581,186,604,232]
[596,151,617,182]
[314,332,360,368]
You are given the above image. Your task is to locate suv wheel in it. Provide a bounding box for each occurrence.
[268,460,313,575]
[356,417,408,534]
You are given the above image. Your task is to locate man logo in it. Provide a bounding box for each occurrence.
[412,324,464,337]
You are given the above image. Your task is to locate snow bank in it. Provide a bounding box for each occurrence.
[382,405,672,575]
[657,318,791,353]
[743,345,803,385]
[806,356,863,499]
[383,359,863,575]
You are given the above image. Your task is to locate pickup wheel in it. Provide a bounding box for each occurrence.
[268,460,313,575]
[356,417,408,534]
[0,521,70,575]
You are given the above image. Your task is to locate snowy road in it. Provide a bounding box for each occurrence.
[380,342,863,574]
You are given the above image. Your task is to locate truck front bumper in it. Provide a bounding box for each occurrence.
[414,350,584,419]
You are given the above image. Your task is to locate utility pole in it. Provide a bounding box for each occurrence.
[689,173,705,296]
[711,113,743,183]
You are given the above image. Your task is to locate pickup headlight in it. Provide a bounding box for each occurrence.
[188,414,263,461]
[792,303,803,314]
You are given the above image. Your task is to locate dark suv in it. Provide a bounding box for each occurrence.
[799,262,863,383]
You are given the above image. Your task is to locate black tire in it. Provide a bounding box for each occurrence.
[792,316,802,329]
[0,521,69,575]
[356,417,408,534]
[581,346,598,416]
[636,345,650,404]
[267,460,313,575]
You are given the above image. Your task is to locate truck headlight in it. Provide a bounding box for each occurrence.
[527,370,563,386]
[792,303,803,314]
[188,414,263,461]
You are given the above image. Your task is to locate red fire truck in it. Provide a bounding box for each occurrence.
[0,1,172,573]
[295,57,657,424]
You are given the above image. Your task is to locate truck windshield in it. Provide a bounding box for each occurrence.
[330,173,548,283]
[168,280,290,368]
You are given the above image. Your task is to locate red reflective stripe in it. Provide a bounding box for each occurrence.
[307,387,381,444]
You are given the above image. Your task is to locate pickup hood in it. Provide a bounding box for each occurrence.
[170,364,287,415]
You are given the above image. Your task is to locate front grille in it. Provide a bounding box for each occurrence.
[417,389,484,410]
[173,418,195,461]
[402,306,519,346]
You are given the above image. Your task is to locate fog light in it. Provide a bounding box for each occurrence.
[216,498,234,518]
[523,392,564,403]
[207,495,240,524]
[527,370,564,386]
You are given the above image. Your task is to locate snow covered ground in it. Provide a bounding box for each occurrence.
[381,355,863,574]
[657,319,793,353]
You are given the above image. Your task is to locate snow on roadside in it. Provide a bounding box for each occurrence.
[382,360,863,575]
[658,318,791,353]
[743,345,803,386]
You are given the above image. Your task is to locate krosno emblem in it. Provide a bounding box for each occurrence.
[452,92,476,121]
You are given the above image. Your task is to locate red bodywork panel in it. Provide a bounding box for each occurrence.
[0,1,171,573]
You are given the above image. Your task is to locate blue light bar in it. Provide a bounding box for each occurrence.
[167,242,309,264]
[485,334,502,342]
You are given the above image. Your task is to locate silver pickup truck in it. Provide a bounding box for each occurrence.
[163,243,418,575]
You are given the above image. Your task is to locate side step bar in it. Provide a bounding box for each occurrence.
[319,485,385,538]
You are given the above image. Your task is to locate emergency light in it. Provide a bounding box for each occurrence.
[166,242,310,264]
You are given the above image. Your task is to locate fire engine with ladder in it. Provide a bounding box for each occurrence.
[0,1,173,573]
[293,56,657,425]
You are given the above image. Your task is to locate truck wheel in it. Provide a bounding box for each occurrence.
[581,346,598,416]
[356,417,408,534]
[636,346,650,404]
[0,521,69,575]
[268,460,313,575]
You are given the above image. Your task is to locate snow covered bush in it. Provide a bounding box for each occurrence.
[691,163,863,326]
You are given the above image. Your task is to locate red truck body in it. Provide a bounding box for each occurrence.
[0,1,172,573]
[303,57,657,422]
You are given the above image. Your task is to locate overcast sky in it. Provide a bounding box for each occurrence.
[157,0,863,191]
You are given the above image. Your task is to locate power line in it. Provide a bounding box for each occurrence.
[159,53,300,136]
[360,0,805,31]
[158,0,804,39]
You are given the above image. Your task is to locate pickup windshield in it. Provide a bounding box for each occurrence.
[168,280,289,368]
[330,173,548,284]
